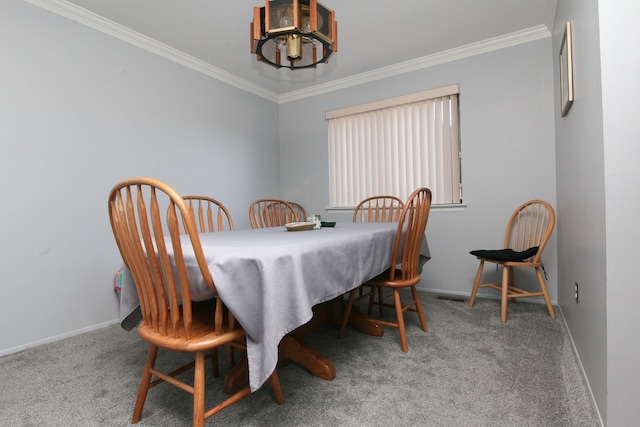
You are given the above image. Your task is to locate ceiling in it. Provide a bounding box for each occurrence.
[45,0,557,97]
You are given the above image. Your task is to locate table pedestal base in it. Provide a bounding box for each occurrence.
[223,297,383,393]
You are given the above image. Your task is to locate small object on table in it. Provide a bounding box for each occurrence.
[321,221,336,228]
[306,214,322,230]
[285,222,316,231]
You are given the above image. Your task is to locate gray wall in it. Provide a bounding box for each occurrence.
[553,0,608,422]
[600,0,640,422]
[279,38,558,302]
[553,0,640,424]
[600,0,640,419]
[0,0,280,353]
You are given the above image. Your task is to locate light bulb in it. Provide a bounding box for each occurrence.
[279,15,293,27]
[301,16,311,33]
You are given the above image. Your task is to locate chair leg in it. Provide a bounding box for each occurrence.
[210,348,219,378]
[367,285,376,316]
[410,286,428,332]
[393,289,408,352]
[501,266,509,323]
[227,345,235,369]
[468,260,485,307]
[508,266,517,302]
[193,352,206,427]
[132,345,158,424]
[364,285,384,317]
[339,289,357,338]
[377,286,385,317]
[536,267,556,319]
[268,370,285,405]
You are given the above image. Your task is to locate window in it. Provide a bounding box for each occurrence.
[326,84,461,207]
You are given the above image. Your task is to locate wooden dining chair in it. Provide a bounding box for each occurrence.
[288,201,307,223]
[108,178,284,427]
[468,199,556,323]
[249,198,297,228]
[183,195,234,233]
[352,195,405,315]
[340,188,432,352]
[353,195,404,223]
[182,195,236,369]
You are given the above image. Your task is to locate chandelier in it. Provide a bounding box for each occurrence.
[250,0,338,70]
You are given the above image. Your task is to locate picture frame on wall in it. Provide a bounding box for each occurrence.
[559,21,574,117]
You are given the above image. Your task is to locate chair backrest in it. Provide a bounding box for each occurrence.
[182,195,234,233]
[249,199,297,228]
[288,201,307,223]
[353,196,404,223]
[108,178,228,339]
[503,200,556,263]
[387,188,432,282]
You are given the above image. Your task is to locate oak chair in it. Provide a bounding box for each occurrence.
[340,188,432,352]
[353,195,404,223]
[249,198,297,228]
[182,195,236,368]
[288,201,307,223]
[468,199,556,323]
[183,195,234,233]
[108,178,284,427]
[352,195,405,315]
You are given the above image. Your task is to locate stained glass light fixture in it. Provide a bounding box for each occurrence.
[250,0,338,70]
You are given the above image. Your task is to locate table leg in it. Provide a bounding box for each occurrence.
[222,296,383,394]
[279,334,336,381]
[223,354,249,394]
[222,334,336,395]
[302,296,384,337]
[347,305,384,337]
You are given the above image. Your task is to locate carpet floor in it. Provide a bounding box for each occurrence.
[0,293,600,426]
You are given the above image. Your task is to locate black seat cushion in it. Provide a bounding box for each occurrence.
[469,246,539,262]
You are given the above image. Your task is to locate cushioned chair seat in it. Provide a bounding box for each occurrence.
[469,246,538,262]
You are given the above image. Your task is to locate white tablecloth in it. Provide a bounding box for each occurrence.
[117,222,430,391]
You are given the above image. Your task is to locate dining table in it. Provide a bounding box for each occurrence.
[116,221,430,392]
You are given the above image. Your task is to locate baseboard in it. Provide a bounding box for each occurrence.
[0,318,120,357]
[419,286,558,306]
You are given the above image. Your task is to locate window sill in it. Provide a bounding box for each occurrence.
[325,203,467,214]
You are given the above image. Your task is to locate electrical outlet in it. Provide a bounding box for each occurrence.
[574,281,579,303]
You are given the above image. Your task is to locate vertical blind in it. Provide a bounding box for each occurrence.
[326,85,461,207]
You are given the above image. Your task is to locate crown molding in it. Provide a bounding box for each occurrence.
[278,25,551,103]
[24,0,280,103]
[26,0,549,105]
